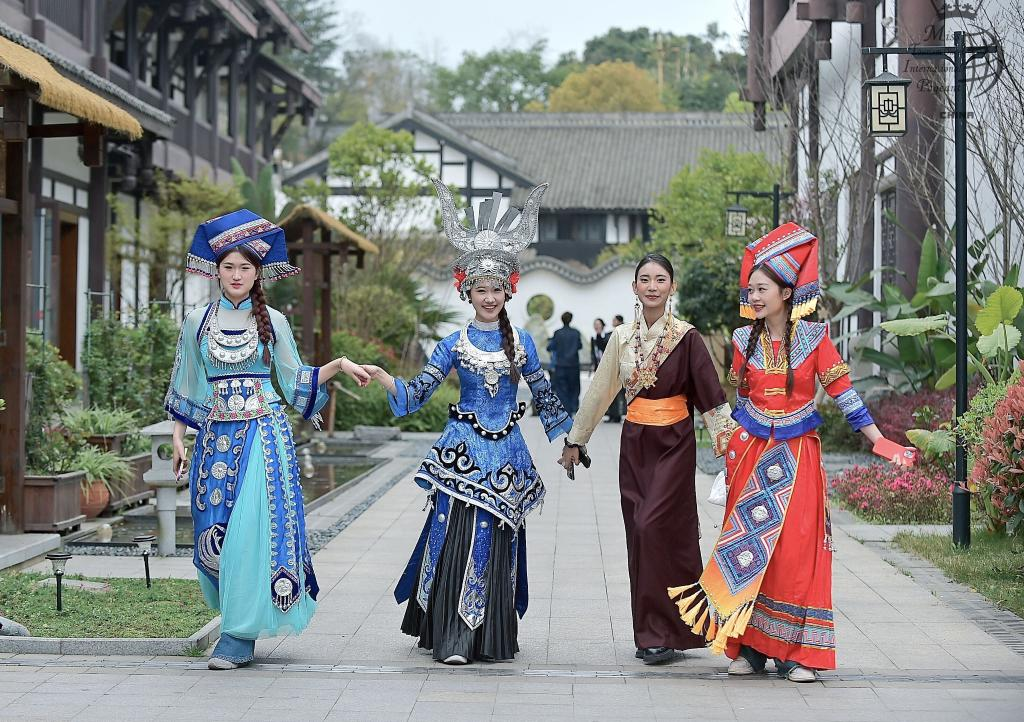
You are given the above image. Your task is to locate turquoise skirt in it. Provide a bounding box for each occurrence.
[197,422,316,640]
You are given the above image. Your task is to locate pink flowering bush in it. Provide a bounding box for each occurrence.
[830,463,951,524]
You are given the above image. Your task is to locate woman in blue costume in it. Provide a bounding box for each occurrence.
[166,210,371,670]
[363,181,573,665]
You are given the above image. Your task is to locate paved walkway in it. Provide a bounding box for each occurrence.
[3,420,1024,721]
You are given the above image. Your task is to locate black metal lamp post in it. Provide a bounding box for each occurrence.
[726,184,794,232]
[45,552,71,611]
[863,31,1000,549]
[133,534,155,588]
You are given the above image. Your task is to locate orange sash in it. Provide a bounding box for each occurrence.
[626,395,689,426]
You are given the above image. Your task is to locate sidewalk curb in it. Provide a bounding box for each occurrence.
[0,616,220,656]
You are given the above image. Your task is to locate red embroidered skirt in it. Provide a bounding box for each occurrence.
[723,432,836,670]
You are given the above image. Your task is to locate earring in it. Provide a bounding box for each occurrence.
[634,295,642,325]
[667,293,673,320]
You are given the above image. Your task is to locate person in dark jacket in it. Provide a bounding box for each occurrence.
[607,315,626,422]
[548,311,583,415]
[591,318,610,372]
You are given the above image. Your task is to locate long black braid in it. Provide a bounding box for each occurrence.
[737,318,766,391]
[497,303,521,384]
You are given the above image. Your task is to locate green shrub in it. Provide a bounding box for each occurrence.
[63,407,139,437]
[817,399,866,453]
[74,446,134,495]
[333,378,459,433]
[82,309,178,424]
[26,335,81,471]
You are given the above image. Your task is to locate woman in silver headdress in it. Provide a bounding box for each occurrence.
[363,181,573,664]
[166,210,371,670]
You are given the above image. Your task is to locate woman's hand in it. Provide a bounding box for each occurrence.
[361,364,397,395]
[172,422,189,480]
[871,435,917,467]
[339,357,371,387]
[559,444,580,471]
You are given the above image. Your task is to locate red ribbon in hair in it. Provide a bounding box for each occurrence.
[453,268,467,289]
[509,272,520,293]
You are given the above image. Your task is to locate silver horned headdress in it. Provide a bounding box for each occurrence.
[432,178,548,299]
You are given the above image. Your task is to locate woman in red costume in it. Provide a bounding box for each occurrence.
[669,223,915,682]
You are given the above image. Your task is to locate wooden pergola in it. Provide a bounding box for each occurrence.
[0,35,143,532]
[277,204,379,364]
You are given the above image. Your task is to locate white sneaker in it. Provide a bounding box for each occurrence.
[727,656,756,675]
[442,654,468,665]
[207,657,238,670]
[786,664,817,683]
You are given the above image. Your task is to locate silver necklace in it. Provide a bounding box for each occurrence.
[454,324,525,397]
[207,303,260,370]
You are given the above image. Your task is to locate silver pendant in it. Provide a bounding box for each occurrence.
[227,394,245,412]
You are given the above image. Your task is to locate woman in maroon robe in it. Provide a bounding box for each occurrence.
[560,254,735,664]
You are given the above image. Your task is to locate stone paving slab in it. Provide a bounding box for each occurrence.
[3,420,1024,719]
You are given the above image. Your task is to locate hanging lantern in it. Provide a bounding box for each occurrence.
[725,203,749,238]
[864,71,911,137]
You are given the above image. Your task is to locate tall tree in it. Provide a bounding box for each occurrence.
[273,0,345,94]
[548,61,666,112]
[429,41,551,112]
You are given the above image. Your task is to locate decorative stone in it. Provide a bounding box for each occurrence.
[737,550,755,568]
[751,505,769,523]
[0,616,29,637]
[766,464,784,481]
[36,578,111,593]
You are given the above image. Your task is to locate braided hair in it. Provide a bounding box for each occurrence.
[218,246,273,365]
[497,302,521,385]
[737,263,796,395]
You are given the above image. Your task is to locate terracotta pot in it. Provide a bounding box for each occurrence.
[79,479,111,518]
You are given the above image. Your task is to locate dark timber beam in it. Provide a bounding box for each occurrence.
[0,87,30,531]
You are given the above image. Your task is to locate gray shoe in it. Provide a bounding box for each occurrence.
[727,656,756,675]
[442,655,468,665]
[786,664,817,683]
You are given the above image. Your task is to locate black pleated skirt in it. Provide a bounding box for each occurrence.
[401,499,519,662]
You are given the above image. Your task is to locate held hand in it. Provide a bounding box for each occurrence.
[340,358,371,387]
[559,445,580,471]
[361,364,385,380]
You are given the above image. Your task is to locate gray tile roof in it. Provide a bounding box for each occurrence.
[436,112,785,211]
[282,109,786,212]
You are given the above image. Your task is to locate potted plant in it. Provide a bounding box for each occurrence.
[24,428,87,533]
[75,446,134,518]
[23,337,86,534]
[112,432,156,511]
[63,407,138,455]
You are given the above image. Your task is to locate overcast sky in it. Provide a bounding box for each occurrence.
[335,0,748,65]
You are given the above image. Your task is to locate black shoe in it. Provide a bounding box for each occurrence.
[634,648,643,659]
[641,647,678,665]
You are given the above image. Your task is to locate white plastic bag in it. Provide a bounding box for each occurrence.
[707,470,727,506]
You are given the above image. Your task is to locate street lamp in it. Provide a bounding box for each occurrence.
[864,71,912,137]
[725,184,793,231]
[45,552,71,611]
[725,203,749,238]
[133,534,155,588]
[863,31,1001,549]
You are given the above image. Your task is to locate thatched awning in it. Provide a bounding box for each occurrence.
[278,205,380,255]
[0,35,143,139]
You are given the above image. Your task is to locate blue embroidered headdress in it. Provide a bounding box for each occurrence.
[186,208,299,283]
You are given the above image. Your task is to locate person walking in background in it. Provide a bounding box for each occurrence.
[591,318,610,373]
[607,315,626,422]
[548,311,583,415]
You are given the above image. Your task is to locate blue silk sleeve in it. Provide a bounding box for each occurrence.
[270,311,330,425]
[164,307,212,429]
[389,340,455,417]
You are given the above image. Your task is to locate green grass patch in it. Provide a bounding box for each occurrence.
[893,529,1024,619]
[0,572,214,638]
